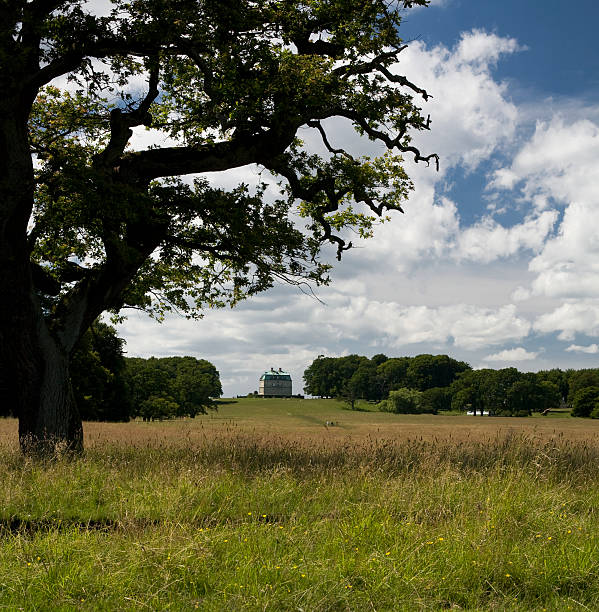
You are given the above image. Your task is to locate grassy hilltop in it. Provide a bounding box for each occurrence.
[1,398,599,610]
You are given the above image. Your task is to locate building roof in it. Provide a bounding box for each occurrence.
[260,368,292,381]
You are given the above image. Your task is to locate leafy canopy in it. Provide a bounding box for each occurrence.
[17,0,437,329]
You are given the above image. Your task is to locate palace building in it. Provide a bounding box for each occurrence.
[259,368,292,397]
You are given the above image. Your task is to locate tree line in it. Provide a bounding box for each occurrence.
[303,354,599,417]
[1,323,221,422]
[303,354,470,408]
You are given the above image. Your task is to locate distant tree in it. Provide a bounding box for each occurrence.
[536,380,562,413]
[139,396,180,421]
[571,386,599,418]
[485,368,522,414]
[376,357,411,396]
[126,358,173,409]
[505,379,536,416]
[303,355,368,398]
[536,369,569,402]
[125,356,221,419]
[70,322,132,422]
[450,387,474,413]
[406,354,470,391]
[450,369,496,415]
[567,370,599,405]
[420,387,451,414]
[344,362,379,404]
[371,354,389,367]
[303,357,340,398]
[160,357,222,415]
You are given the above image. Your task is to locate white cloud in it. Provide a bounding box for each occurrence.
[565,344,599,354]
[528,202,599,299]
[454,29,523,68]
[485,115,599,302]
[455,210,558,263]
[490,117,599,209]
[397,30,520,171]
[533,301,599,341]
[305,298,531,351]
[366,190,459,269]
[511,286,531,302]
[483,347,539,362]
[129,126,180,151]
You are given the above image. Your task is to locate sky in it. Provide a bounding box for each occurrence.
[114,1,599,396]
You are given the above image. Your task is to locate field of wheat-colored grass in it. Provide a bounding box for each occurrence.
[1,399,599,610]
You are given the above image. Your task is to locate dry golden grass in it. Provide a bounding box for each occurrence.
[1,398,598,453]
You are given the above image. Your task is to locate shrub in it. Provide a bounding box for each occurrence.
[139,396,180,421]
[378,388,430,414]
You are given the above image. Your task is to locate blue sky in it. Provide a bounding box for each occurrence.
[406,0,599,99]
[116,1,599,396]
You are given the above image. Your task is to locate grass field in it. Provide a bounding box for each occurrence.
[1,398,599,610]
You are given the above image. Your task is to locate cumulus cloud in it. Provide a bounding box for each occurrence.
[490,117,599,209]
[455,210,558,263]
[528,202,599,299]
[357,30,550,269]
[485,115,599,303]
[257,296,530,352]
[396,30,520,170]
[565,344,599,354]
[454,29,524,68]
[533,301,599,341]
[483,347,539,362]
[366,190,459,269]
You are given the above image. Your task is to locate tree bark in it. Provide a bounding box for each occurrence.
[0,107,83,456]
[15,322,83,456]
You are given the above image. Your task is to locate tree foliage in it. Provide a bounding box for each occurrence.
[70,321,132,421]
[125,356,222,419]
[450,369,562,416]
[378,387,430,414]
[571,386,599,418]
[303,353,470,403]
[0,0,438,453]
[406,354,470,391]
[567,370,599,405]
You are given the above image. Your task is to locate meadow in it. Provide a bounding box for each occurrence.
[1,398,599,610]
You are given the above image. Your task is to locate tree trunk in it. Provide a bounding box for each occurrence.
[14,323,83,456]
[0,106,83,456]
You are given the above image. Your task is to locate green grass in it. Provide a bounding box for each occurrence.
[0,401,598,610]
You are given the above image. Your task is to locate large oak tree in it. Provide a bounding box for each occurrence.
[0,0,437,454]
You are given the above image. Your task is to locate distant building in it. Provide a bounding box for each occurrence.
[259,367,292,397]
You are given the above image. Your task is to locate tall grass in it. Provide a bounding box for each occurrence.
[1,427,599,609]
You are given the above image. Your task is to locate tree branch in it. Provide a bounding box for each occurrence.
[117,123,298,182]
[307,120,353,158]
[94,61,160,168]
[336,108,439,170]
[266,157,352,260]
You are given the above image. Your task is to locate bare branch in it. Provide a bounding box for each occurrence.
[335,108,439,170]
[307,120,353,159]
